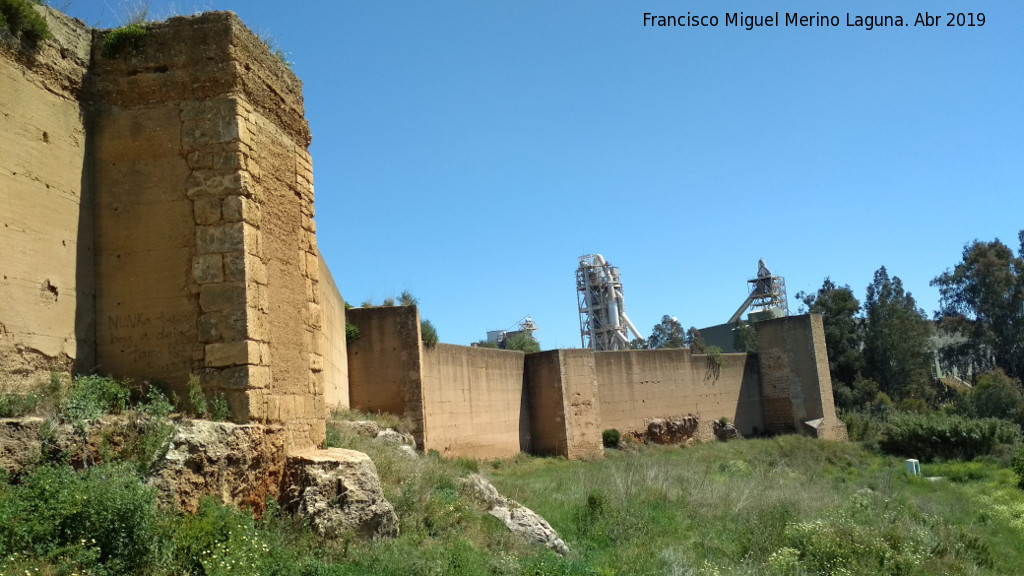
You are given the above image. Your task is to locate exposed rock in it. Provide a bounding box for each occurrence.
[148,420,286,515]
[375,428,416,448]
[462,473,569,556]
[334,419,417,451]
[333,420,381,438]
[282,448,398,539]
[0,417,46,476]
[398,444,418,458]
[713,421,740,441]
[646,416,699,445]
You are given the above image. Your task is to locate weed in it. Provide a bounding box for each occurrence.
[421,319,439,347]
[210,392,230,422]
[102,22,146,58]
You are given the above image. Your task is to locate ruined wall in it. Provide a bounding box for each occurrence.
[345,306,425,443]
[86,12,322,447]
[755,314,846,440]
[0,9,94,388]
[420,344,527,459]
[524,350,602,460]
[593,349,764,437]
[318,255,348,410]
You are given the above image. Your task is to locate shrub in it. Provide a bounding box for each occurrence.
[186,374,207,418]
[102,23,146,58]
[62,374,130,424]
[0,0,51,48]
[421,319,439,347]
[1013,446,1024,490]
[602,429,620,448]
[963,369,1024,426]
[877,411,1021,462]
[0,463,159,572]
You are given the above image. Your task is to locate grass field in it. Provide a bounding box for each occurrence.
[1,401,1022,574]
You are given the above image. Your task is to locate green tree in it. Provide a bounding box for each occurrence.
[733,321,758,353]
[685,327,705,354]
[648,315,686,350]
[504,332,540,353]
[863,266,934,401]
[931,231,1024,380]
[796,278,865,389]
[961,369,1024,427]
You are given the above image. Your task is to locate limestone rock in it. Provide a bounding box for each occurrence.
[0,417,46,477]
[148,420,285,515]
[282,448,398,539]
[334,419,381,438]
[713,421,740,441]
[375,428,416,448]
[462,473,569,556]
[646,416,699,445]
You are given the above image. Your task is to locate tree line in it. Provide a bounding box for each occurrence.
[798,230,1024,413]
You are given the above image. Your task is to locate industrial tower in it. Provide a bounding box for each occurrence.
[576,254,645,350]
[728,259,789,323]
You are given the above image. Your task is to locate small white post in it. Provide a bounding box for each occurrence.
[905,459,921,476]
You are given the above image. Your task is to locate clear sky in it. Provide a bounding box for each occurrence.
[68,1,1024,349]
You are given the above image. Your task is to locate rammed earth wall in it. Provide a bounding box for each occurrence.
[346,308,845,459]
[0,8,331,449]
[0,9,94,387]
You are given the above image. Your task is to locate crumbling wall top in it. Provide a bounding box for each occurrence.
[89,11,309,146]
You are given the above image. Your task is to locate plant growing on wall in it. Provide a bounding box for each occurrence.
[0,0,50,48]
[102,23,146,58]
[705,345,724,381]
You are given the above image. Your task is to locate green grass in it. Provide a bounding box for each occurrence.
[2,404,1023,574]
[486,436,1024,575]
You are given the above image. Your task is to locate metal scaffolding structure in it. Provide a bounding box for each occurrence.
[486,316,538,348]
[728,259,789,324]
[576,254,644,350]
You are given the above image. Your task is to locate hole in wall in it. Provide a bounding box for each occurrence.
[42,131,49,143]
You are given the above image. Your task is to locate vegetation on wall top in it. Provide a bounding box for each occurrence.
[0,0,51,49]
[101,22,146,58]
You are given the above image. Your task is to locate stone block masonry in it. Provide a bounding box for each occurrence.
[86,12,324,448]
[1,8,326,449]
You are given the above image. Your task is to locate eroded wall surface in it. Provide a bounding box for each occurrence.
[593,349,765,436]
[755,314,846,440]
[0,10,93,387]
[318,255,348,410]
[421,344,527,459]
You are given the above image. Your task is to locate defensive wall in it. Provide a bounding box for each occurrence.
[0,8,349,449]
[346,307,846,460]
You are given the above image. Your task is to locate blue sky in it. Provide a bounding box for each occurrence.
[69,1,1023,349]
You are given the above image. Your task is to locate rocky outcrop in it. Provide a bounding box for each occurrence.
[333,419,417,453]
[713,420,740,441]
[282,448,399,539]
[462,473,569,556]
[0,417,47,476]
[148,420,286,515]
[646,416,700,445]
